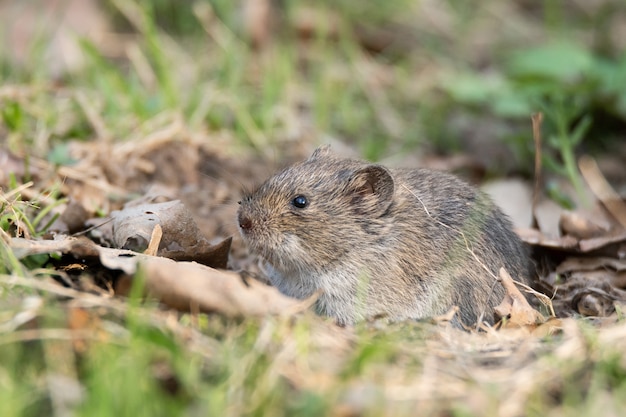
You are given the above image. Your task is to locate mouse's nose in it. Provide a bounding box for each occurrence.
[238,213,253,231]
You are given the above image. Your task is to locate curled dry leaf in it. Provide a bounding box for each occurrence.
[556,257,626,274]
[122,257,308,317]
[516,227,578,250]
[10,236,81,259]
[10,236,139,274]
[518,226,626,257]
[109,200,231,268]
[573,289,616,317]
[578,229,626,253]
[559,210,612,239]
[579,155,626,228]
[494,267,546,328]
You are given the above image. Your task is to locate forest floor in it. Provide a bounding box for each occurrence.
[1,1,626,416]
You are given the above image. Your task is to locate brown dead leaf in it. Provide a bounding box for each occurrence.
[109,200,230,268]
[9,236,140,276]
[516,227,578,250]
[574,290,615,317]
[534,198,565,238]
[165,236,232,270]
[559,210,612,240]
[556,257,626,274]
[10,236,78,259]
[579,155,626,228]
[495,268,546,328]
[482,178,533,229]
[578,229,626,253]
[554,258,626,290]
[122,257,308,317]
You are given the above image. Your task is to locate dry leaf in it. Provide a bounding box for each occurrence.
[579,155,626,228]
[534,198,564,237]
[109,200,231,268]
[578,229,626,253]
[559,210,612,239]
[125,257,308,317]
[495,267,546,328]
[482,178,533,229]
[556,257,626,274]
[516,227,578,250]
[10,236,78,259]
[574,290,615,317]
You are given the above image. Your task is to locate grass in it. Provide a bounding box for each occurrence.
[1,0,626,416]
[1,292,624,416]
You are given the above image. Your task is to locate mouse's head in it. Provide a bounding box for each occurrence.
[237,146,396,274]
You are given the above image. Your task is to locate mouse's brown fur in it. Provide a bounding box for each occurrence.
[237,146,530,326]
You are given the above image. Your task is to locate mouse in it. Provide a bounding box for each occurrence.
[237,145,531,326]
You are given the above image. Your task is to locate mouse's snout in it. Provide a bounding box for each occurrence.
[238,212,253,231]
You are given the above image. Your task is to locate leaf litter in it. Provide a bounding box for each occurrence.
[1,1,626,412]
[2,127,626,413]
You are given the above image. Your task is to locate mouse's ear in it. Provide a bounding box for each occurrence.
[310,145,332,159]
[345,165,395,217]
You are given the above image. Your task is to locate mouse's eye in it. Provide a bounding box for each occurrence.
[291,195,308,209]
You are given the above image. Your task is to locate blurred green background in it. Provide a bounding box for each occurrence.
[1,0,624,179]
